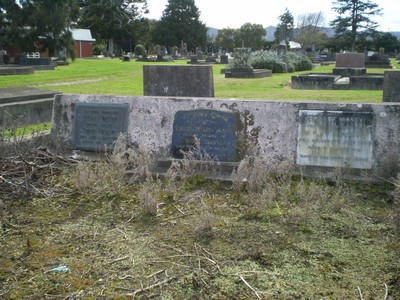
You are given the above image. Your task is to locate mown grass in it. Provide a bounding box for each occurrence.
[0,57,395,102]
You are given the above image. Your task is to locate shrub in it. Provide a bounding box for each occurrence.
[250,50,312,73]
[251,50,287,73]
[134,44,146,56]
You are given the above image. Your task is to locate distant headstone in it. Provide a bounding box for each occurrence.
[171,109,239,162]
[296,110,374,169]
[143,65,214,97]
[19,58,52,66]
[72,103,129,151]
[220,55,229,64]
[383,70,400,102]
[335,53,365,68]
[189,55,198,64]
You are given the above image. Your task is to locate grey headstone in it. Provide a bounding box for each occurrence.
[296,110,374,169]
[143,65,214,97]
[335,53,365,68]
[72,103,129,151]
[171,109,239,162]
[383,70,400,102]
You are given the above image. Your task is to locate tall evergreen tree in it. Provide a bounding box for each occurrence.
[78,0,148,55]
[331,0,382,51]
[1,0,79,56]
[154,0,207,53]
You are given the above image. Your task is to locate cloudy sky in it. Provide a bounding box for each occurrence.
[146,0,400,32]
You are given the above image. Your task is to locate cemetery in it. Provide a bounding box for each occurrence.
[1,57,400,299]
[2,0,400,295]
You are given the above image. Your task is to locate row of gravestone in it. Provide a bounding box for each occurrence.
[143,63,400,102]
[71,103,375,169]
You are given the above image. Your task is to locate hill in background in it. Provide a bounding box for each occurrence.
[208,26,400,41]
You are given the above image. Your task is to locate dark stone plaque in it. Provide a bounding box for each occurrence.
[72,103,129,151]
[296,110,374,169]
[171,110,238,162]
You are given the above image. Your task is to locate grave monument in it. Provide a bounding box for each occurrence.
[224,48,272,78]
[292,52,384,90]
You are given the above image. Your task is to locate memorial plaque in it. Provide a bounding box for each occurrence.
[72,103,129,151]
[171,110,238,162]
[296,110,374,169]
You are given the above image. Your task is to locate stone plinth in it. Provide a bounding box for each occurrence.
[51,94,400,182]
[383,70,400,102]
[225,68,272,78]
[332,68,366,77]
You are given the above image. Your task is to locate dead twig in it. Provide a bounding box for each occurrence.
[118,274,179,296]
[107,256,129,265]
[357,286,364,300]
[238,275,261,299]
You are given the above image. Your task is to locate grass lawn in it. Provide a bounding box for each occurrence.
[0,58,395,102]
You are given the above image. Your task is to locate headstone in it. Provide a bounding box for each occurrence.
[171,109,239,162]
[335,53,365,68]
[277,44,287,56]
[20,57,52,66]
[143,65,214,97]
[72,103,129,151]
[189,55,198,64]
[220,55,229,64]
[383,70,400,102]
[296,110,374,169]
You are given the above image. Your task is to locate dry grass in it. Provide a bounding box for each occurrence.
[0,140,399,299]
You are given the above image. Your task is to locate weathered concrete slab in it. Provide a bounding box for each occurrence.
[51,94,400,181]
[0,87,60,126]
[0,87,59,104]
[0,66,34,75]
[383,70,400,102]
[143,65,214,97]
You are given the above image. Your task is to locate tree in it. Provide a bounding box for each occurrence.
[79,0,148,55]
[236,23,266,50]
[215,28,237,52]
[274,8,294,45]
[373,32,399,53]
[331,0,382,51]
[0,0,26,50]
[295,11,326,51]
[153,0,207,53]
[1,0,79,56]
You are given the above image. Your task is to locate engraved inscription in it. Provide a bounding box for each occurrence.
[296,110,374,169]
[72,103,129,151]
[171,110,238,162]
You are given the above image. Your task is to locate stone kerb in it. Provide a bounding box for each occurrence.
[383,70,400,102]
[51,95,400,182]
[143,65,214,97]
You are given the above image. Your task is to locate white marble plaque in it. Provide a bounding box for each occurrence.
[296,110,374,169]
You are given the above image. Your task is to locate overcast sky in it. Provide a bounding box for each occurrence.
[146,0,400,32]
